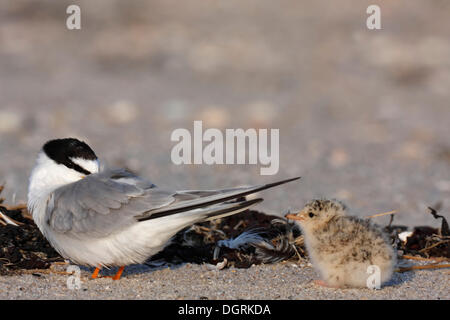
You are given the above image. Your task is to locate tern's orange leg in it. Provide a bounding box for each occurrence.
[112,266,125,280]
[91,267,101,279]
[102,266,125,280]
[91,266,125,280]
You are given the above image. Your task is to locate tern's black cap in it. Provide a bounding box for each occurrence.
[43,138,97,175]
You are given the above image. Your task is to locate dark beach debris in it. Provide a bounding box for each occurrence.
[147,210,304,269]
[0,206,25,227]
[396,206,450,259]
[0,202,62,275]
[427,206,449,236]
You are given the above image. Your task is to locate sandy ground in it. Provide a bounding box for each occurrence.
[0,1,449,299]
[0,262,448,300]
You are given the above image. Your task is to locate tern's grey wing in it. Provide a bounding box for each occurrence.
[47,171,300,237]
[46,169,177,237]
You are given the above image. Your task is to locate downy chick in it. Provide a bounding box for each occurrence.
[286,199,396,288]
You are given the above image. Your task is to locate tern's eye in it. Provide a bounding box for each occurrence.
[308,212,315,218]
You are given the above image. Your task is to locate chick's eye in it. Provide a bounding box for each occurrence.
[308,212,315,218]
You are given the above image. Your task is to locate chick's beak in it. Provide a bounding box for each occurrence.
[285,210,307,221]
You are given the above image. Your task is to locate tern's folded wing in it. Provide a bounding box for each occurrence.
[46,169,299,237]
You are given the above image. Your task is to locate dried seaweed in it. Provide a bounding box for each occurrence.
[395,206,450,259]
[0,188,62,275]
[427,206,449,236]
[147,211,303,268]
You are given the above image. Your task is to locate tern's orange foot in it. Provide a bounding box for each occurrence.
[101,266,125,280]
[112,266,125,280]
[91,266,125,280]
[91,267,101,279]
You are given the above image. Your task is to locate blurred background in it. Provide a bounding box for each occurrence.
[0,0,449,226]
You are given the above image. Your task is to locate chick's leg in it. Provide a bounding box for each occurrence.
[313,271,343,288]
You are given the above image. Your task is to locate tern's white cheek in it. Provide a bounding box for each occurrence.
[71,158,100,174]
